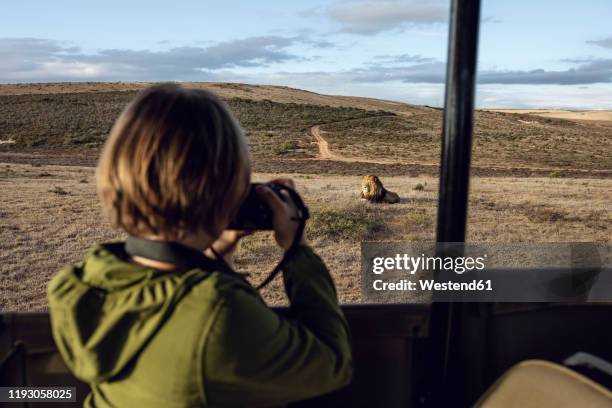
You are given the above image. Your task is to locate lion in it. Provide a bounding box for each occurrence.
[360,175,400,204]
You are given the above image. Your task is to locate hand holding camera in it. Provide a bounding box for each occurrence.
[223,178,310,288]
[228,178,309,251]
[255,179,308,251]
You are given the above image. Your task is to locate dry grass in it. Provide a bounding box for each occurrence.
[484,109,612,123]
[0,164,121,310]
[1,164,609,310]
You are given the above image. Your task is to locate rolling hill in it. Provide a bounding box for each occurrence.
[1,82,610,178]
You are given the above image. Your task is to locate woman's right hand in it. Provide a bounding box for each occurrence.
[256,179,307,251]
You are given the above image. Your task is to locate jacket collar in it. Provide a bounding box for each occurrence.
[125,235,236,275]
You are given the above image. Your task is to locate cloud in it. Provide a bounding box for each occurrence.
[328,0,448,34]
[350,57,612,85]
[352,61,446,83]
[300,38,336,49]
[1,36,610,109]
[372,54,436,64]
[478,59,612,85]
[0,38,80,74]
[482,16,502,24]
[476,83,612,109]
[586,36,612,49]
[5,37,609,87]
[0,36,312,82]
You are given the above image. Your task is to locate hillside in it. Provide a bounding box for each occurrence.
[1,82,610,177]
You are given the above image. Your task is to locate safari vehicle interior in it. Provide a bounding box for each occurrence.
[1,1,611,407]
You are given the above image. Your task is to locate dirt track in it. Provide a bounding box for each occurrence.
[310,125,334,159]
[307,122,408,166]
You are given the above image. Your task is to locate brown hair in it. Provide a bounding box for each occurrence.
[97,83,250,240]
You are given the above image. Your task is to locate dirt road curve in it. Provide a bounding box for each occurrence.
[310,125,334,159]
[308,123,411,166]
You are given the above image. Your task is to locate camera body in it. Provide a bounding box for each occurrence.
[228,182,286,230]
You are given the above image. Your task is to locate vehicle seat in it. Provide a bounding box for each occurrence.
[475,359,611,407]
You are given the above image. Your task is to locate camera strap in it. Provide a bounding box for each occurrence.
[124,186,310,291]
[255,186,309,290]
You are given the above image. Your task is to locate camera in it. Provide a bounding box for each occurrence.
[228,182,287,230]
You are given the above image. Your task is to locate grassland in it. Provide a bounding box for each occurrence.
[1,163,609,309]
[0,82,610,310]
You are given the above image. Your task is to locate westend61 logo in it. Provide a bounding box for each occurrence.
[361,242,612,303]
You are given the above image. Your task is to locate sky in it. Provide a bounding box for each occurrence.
[1,0,611,108]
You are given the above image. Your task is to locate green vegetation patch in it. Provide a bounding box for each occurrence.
[308,205,381,241]
[319,114,437,144]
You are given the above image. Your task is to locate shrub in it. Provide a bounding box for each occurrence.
[274,140,299,155]
[308,206,379,241]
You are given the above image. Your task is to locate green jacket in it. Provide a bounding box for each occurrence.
[47,242,352,407]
